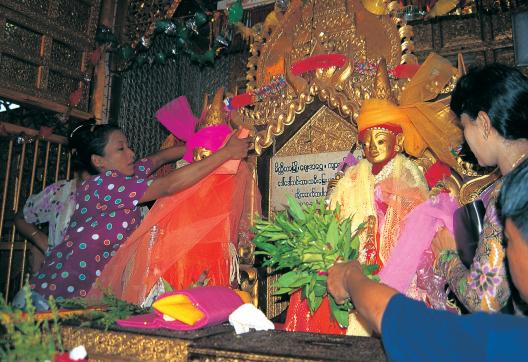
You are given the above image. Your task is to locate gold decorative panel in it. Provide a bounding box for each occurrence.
[61,326,190,362]
[241,0,414,155]
[276,105,356,157]
[411,12,514,66]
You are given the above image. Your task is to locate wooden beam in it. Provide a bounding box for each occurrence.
[0,88,93,120]
[1,122,68,144]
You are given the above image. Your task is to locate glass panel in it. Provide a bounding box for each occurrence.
[55,0,91,33]
[51,40,82,70]
[4,21,42,58]
[0,55,38,88]
[19,0,49,13]
[47,70,79,102]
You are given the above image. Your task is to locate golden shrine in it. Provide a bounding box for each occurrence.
[0,0,521,360]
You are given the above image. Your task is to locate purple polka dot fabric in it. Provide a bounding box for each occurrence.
[30,159,153,300]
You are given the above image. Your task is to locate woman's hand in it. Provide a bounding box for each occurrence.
[222,130,251,160]
[431,227,457,257]
[327,260,363,304]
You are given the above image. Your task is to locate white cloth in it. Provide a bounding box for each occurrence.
[228,303,275,334]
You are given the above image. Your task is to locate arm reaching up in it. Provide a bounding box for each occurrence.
[139,131,250,203]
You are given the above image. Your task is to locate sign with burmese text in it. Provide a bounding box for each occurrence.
[270,151,349,211]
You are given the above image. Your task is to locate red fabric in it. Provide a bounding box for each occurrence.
[230,93,253,109]
[425,161,451,188]
[291,54,347,76]
[284,290,346,335]
[389,63,421,79]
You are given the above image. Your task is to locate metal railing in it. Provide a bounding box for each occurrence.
[0,122,70,301]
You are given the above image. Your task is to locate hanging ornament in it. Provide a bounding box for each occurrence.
[165,22,178,36]
[186,18,199,34]
[189,51,200,62]
[194,11,208,27]
[177,22,189,39]
[214,34,230,47]
[202,49,215,65]
[155,51,167,64]
[118,46,134,61]
[275,0,289,12]
[399,5,426,21]
[228,0,244,25]
[139,36,152,49]
[176,36,187,48]
[136,53,148,66]
[155,20,172,33]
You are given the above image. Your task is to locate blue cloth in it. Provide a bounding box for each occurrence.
[381,294,528,362]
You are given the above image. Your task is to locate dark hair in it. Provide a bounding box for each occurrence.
[68,120,121,175]
[450,64,528,140]
[497,158,528,242]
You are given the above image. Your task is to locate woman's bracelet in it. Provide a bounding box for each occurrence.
[29,229,40,238]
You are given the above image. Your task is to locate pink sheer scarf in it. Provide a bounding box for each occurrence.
[379,192,458,293]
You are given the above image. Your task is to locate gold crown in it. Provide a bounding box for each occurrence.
[198,87,226,130]
[373,57,395,103]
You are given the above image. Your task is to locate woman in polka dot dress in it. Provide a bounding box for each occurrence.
[28,121,250,302]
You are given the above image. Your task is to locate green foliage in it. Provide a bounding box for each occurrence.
[63,289,150,331]
[253,196,379,327]
[0,283,62,362]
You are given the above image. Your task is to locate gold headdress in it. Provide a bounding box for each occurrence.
[360,53,463,167]
[198,87,227,130]
[373,58,395,103]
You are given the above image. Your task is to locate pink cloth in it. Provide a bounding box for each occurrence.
[155,96,197,141]
[155,96,232,163]
[182,124,231,163]
[379,192,458,293]
[116,286,243,331]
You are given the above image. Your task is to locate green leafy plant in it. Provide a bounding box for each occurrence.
[0,283,63,362]
[58,288,150,331]
[252,196,379,327]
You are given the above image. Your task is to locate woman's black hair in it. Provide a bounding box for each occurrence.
[450,63,528,140]
[497,158,528,242]
[68,120,121,175]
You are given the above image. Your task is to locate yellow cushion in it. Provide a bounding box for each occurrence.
[153,294,205,326]
[152,289,249,326]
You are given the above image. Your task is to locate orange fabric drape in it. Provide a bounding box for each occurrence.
[89,161,259,304]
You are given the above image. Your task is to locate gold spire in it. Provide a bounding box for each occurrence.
[198,87,226,129]
[373,58,395,102]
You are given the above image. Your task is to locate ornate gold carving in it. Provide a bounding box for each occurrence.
[459,168,501,205]
[61,326,190,361]
[276,106,356,157]
[241,0,413,155]
[239,265,259,307]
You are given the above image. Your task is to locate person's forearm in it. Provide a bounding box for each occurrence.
[148,145,186,171]
[14,215,48,253]
[140,147,234,202]
[346,273,398,334]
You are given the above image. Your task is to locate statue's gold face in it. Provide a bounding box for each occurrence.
[193,147,213,162]
[360,128,400,165]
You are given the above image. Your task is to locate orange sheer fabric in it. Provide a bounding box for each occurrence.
[89,160,259,304]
